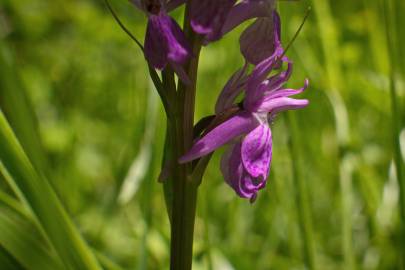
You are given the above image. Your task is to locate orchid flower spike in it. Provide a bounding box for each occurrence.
[190,0,275,44]
[131,0,191,83]
[180,49,309,201]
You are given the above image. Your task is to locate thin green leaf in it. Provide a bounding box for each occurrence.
[0,40,49,176]
[0,205,65,270]
[0,246,25,270]
[0,110,102,270]
[285,113,317,270]
[383,0,405,265]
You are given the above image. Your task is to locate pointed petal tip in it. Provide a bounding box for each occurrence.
[249,193,258,203]
[178,154,192,164]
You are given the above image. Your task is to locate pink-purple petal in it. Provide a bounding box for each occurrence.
[144,14,169,69]
[265,59,293,92]
[165,16,192,64]
[267,79,309,99]
[189,0,237,41]
[246,48,285,93]
[144,13,191,71]
[258,97,309,114]
[221,144,244,195]
[221,0,273,35]
[215,62,249,114]
[179,112,257,163]
[240,17,277,65]
[222,143,257,200]
[241,124,272,179]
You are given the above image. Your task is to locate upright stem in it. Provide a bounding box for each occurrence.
[167,2,202,269]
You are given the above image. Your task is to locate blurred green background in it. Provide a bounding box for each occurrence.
[0,0,404,269]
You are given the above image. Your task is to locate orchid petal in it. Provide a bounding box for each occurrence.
[221,0,273,35]
[165,15,192,64]
[179,112,257,163]
[240,17,277,65]
[220,146,235,187]
[265,59,293,92]
[221,143,257,199]
[243,58,294,111]
[246,48,285,92]
[240,173,266,202]
[144,13,191,70]
[241,124,272,179]
[190,0,236,41]
[144,15,169,69]
[257,96,309,114]
[272,10,281,48]
[267,79,309,99]
[215,62,249,114]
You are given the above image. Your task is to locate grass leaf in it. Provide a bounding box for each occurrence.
[0,110,102,270]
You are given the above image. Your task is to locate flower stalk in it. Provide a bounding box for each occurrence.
[167,3,202,269]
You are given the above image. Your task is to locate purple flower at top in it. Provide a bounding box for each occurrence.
[189,0,274,43]
[179,49,309,201]
[132,0,191,83]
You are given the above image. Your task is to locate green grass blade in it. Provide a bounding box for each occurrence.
[0,110,102,270]
[383,0,405,266]
[311,0,356,268]
[94,251,125,270]
[0,246,25,270]
[285,113,317,270]
[0,204,65,270]
[0,41,49,176]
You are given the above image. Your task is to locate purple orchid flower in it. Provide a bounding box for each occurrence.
[189,0,274,43]
[179,51,309,201]
[132,0,191,83]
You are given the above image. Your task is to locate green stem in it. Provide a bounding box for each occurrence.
[163,3,202,269]
[285,113,317,270]
[383,0,405,267]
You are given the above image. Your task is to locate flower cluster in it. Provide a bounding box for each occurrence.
[133,0,309,201]
[132,0,277,80]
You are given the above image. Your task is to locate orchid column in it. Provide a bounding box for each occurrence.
[125,1,309,269]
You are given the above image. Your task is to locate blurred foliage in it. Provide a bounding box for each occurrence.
[0,0,404,269]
